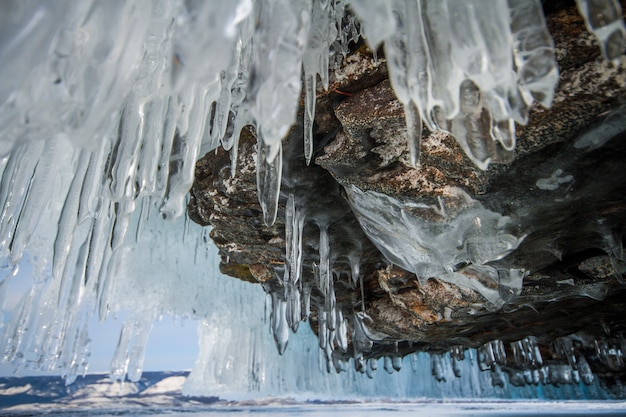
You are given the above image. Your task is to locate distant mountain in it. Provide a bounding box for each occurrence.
[0,371,220,414]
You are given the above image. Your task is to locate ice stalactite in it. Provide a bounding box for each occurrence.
[576,0,626,63]
[110,312,156,383]
[284,193,304,288]
[303,1,341,165]
[352,0,562,169]
[256,142,283,227]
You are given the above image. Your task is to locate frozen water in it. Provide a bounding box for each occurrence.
[576,0,626,63]
[344,185,526,308]
[0,0,624,399]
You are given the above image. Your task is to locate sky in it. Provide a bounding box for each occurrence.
[0,262,199,378]
[0,313,199,378]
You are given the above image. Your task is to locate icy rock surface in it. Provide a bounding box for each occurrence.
[344,185,525,308]
[190,93,626,395]
[576,0,626,63]
[0,0,624,395]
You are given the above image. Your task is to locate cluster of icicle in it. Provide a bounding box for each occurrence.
[0,0,624,383]
[435,334,626,389]
[356,0,624,170]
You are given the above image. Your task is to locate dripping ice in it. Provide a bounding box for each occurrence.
[0,0,624,398]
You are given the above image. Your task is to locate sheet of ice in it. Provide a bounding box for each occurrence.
[344,185,525,307]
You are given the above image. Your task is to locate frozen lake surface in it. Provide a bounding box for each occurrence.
[4,401,626,417]
[2,372,625,417]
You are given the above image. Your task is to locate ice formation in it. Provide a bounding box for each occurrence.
[0,0,624,397]
[344,185,526,308]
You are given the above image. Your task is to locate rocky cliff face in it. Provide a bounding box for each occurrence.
[188,4,626,393]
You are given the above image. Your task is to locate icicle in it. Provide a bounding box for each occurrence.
[77,143,109,224]
[11,138,62,264]
[450,346,465,378]
[303,72,316,166]
[509,0,559,109]
[450,79,493,170]
[332,354,349,374]
[154,96,178,199]
[250,0,311,164]
[284,192,305,285]
[134,197,151,243]
[405,0,436,131]
[431,353,447,382]
[90,203,115,321]
[136,97,166,197]
[491,364,507,387]
[109,93,145,201]
[392,355,402,372]
[326,280,336,333]
[448,0,512,91]
[0,266,15,317]
[1,282,38,366]
[335,309,348,353]
[576,0,626,64]
[354,351,366,374]
[110,314,155,382]
[421,0,464,119]
[404,101,423,166]
[349,0,395,50]
[352,312,374,353]
[0,140,45,259]
[110,200,136,251]
[212,71,237,147]
[329,5,358,65]
[318,309,328,351]
[256,141,283,226]
[318,225,331,297]
[595,338,625,371]
[286,281,301,333]
[384,356,394,374]
[302,0,336,165]
[578,354,595,385]
[512,337,542,369]
[270,291,289,355]
[324,342,335,373]
[302,283,312,321]
[554,337,578,370]
[383,0,426,165]
[362,357,374,378]
[478,340,507,371]
[160,87,209,219]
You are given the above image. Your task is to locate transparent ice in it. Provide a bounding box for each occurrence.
[344,185,526,308]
